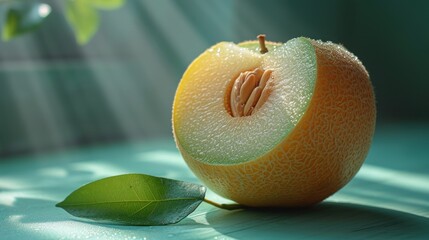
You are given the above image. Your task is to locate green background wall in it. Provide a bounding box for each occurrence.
[0,0,427,156]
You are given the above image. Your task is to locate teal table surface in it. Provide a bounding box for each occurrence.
[1,124,428,239]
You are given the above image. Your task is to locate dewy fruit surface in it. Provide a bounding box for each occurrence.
[173,37,376,207]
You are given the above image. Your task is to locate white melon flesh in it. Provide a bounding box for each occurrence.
[173,38,317,165]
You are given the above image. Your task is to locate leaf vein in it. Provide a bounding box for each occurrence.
[146,182,157,199]
[129,201,153,217]
[146,201,159,219]
[131,187,142,201]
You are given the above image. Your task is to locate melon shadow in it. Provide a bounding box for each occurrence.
[205,201,429,239]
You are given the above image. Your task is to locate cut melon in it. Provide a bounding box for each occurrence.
[173,37,376,207]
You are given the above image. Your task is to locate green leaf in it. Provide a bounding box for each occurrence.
[90,0,125,10]
[2,3,52,41]
[56,174,206,225]
[65,0,99,44]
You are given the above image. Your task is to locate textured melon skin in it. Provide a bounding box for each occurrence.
[173,38,376,207]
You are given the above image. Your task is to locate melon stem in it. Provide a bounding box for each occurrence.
[203,198,246,210]
[258,34,268,54]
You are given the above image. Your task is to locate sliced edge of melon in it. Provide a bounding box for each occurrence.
[173,37,317,165]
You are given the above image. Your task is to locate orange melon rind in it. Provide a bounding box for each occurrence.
[173,37,376,207]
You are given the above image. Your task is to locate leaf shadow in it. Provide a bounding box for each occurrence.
[5,196,207,230]
[205,201,429,239]
[69,214,205,229]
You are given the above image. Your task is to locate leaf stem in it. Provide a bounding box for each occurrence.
[203,198,247,210]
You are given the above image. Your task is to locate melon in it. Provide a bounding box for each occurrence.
[172,36,376,207]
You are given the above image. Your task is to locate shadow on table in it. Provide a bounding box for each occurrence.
[7,197,429,239]
[9,196,203,225]
[205,201,429,239]
[4,197,211,240]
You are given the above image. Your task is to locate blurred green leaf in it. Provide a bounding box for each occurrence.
[56,174,206,225]
[91,0,125,10]
[65,0,99,45]
[2,3,52,41]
